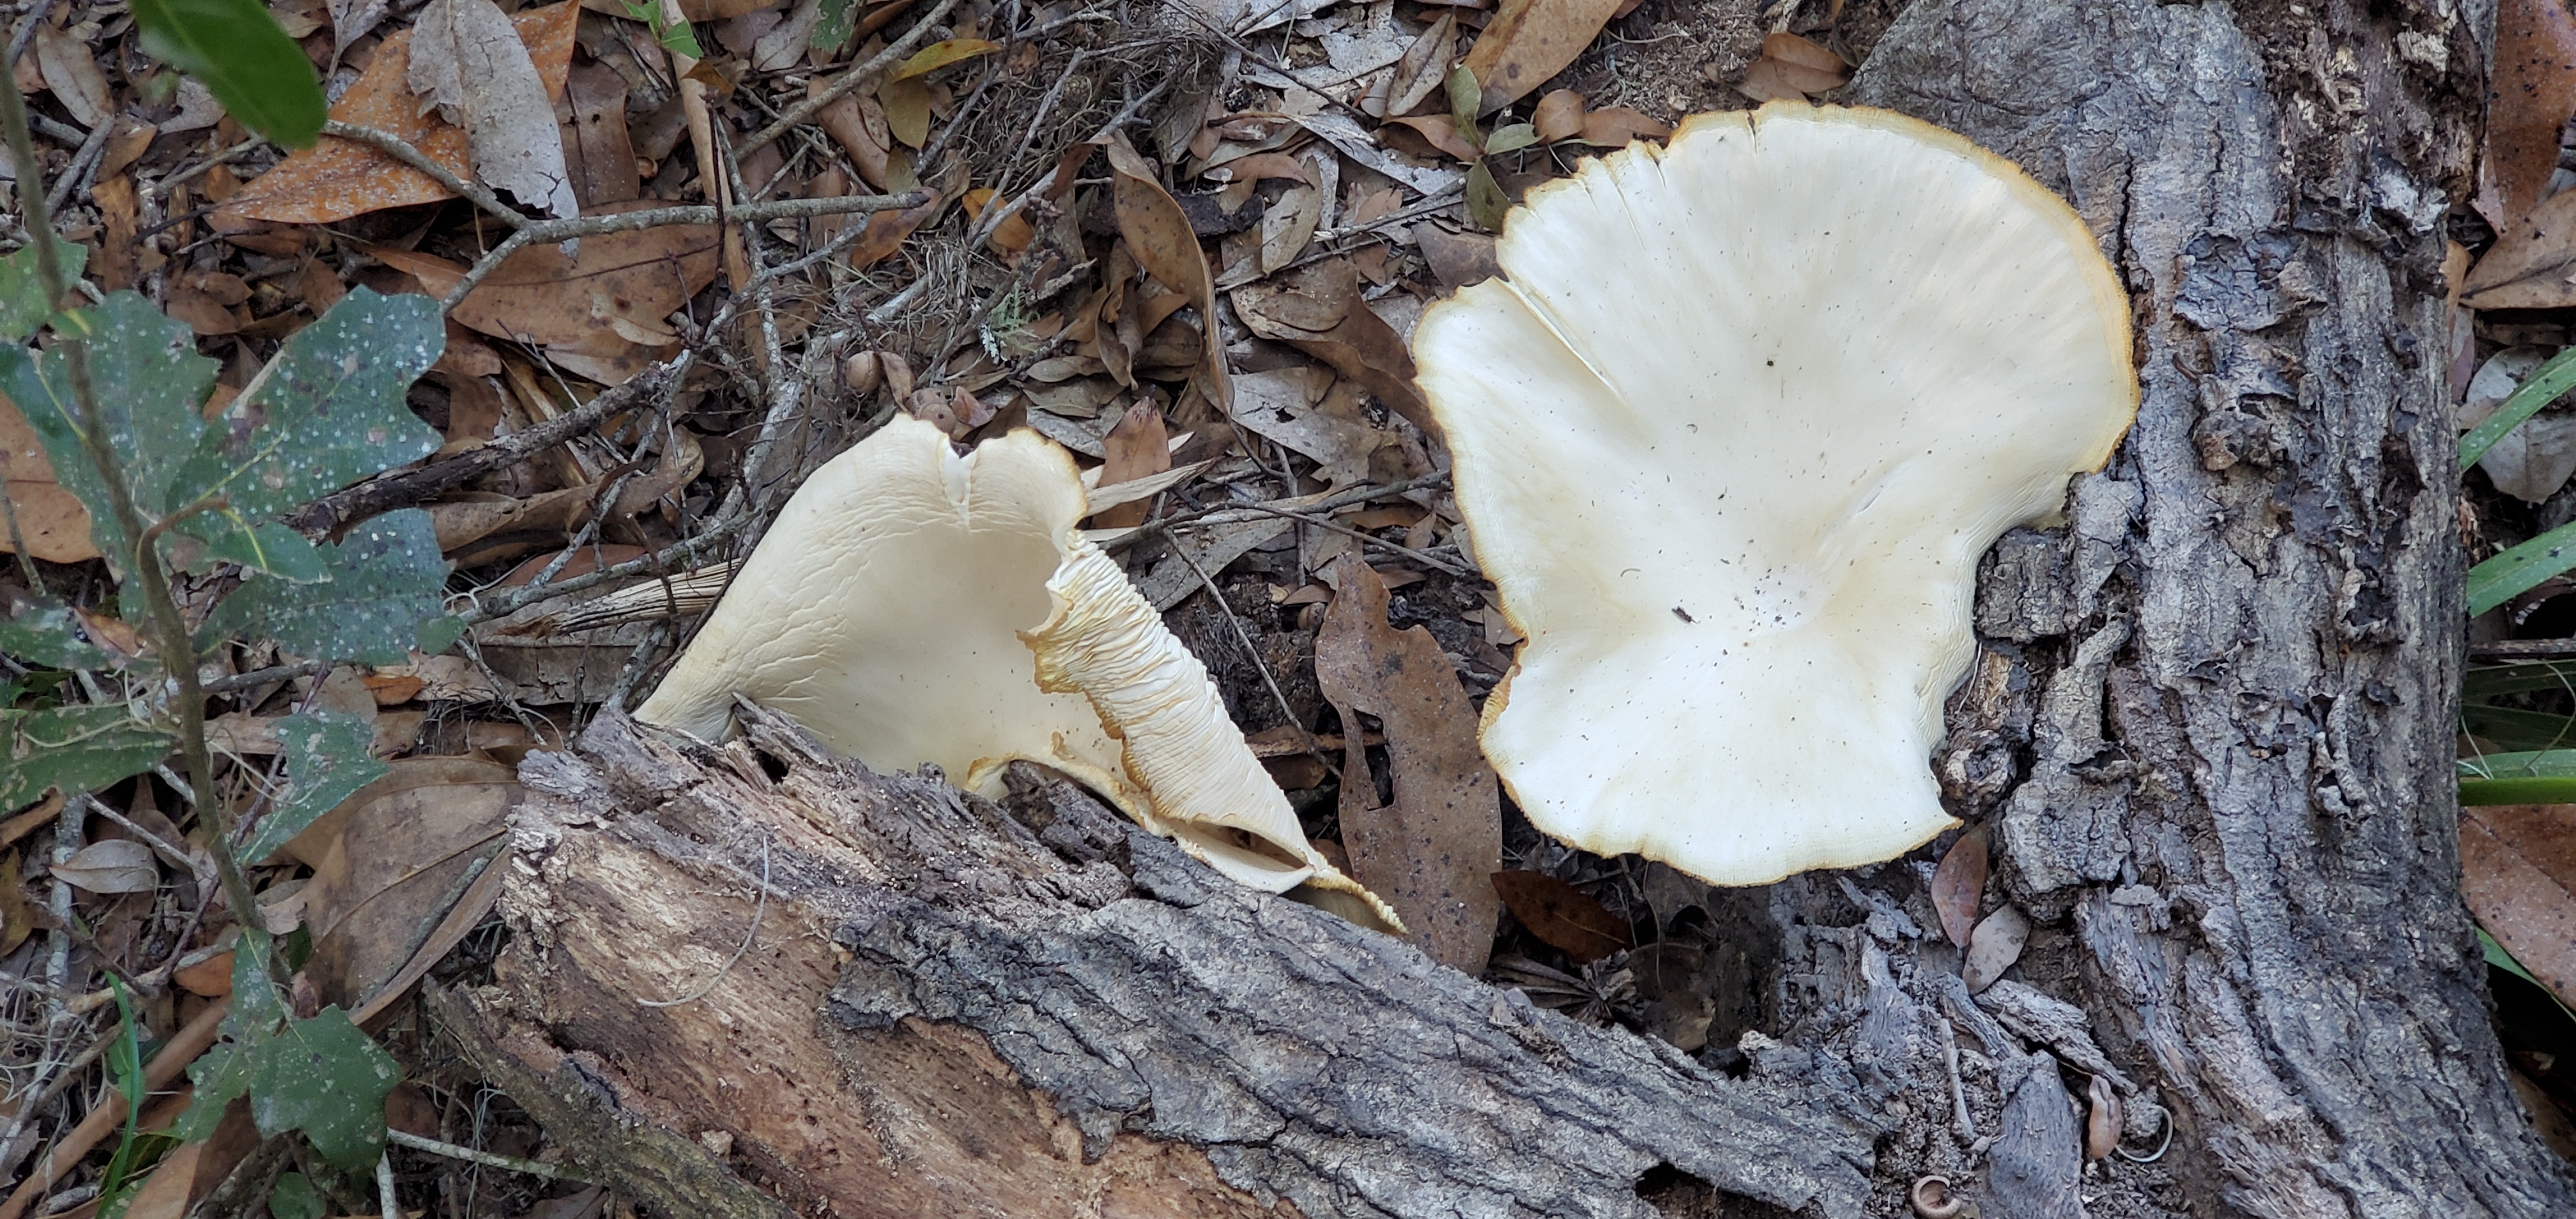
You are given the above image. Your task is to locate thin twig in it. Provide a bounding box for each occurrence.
[42,111,110,215]
[384,1130,592,1183]
[1206,500,1472,576]
[736,0,965,159]
[1108,470,1450,551]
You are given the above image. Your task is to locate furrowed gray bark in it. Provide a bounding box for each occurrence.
[441,708,1875,1218]
[1845,0,2576,1213]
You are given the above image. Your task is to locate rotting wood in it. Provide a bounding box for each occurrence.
[440,707,1873,1217]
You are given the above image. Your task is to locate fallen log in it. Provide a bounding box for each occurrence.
[433,706,1878,1217]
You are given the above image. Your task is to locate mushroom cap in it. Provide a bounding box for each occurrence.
[636,417,1384,909]
[1413,102,2136,885]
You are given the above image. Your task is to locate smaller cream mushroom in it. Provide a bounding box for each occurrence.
[1412,102,2138,885]
[638,417,1392,921]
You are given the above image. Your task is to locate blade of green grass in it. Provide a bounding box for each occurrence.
[2464,345,2576,472]
[2470,519,2576,616]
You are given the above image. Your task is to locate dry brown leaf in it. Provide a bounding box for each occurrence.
[2481,0,2576,231]
[220,0,581,224]
[1231,367,1387,486]
[1460,0,1625,114]
[1489,869,1630,963]
[2463,803,2576,1008]
[96,116,157,182]
[0,391,98,562]
[52,839,157,895]
[1259,184,1322,273]
[880,74,931,148]
[962,187,1035,257]
[411,0,580,220]
[371,208,718,356]
[93,173,139,290]
[32,23,111,129]
[1414,223,1501,290]
[174,948,234,997]
[1962,903,2030,992]
[1205,151,1312,185]
[0,852,29,957]
[1382,13,1457,119]
[1576,105,1671,146]
[815,81,896,190]
[1231,259,1430,432]
[1930,822,1988,947]
[1090,401,1170,529]
[564,61,640,207]
[1382,114,1483,163]
[1533,88,1586,142]
[844,192,946,270]
[287,757,515,1009]
[2464,187,2576,309]
[1315,555,1502,972]
[1108,133,1230,411]
[1736,35,1851,103]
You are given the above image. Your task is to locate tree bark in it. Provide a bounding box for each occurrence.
[436,2,2576,1216]
[1844,0,2576,1213]
[442,706,1874,1217]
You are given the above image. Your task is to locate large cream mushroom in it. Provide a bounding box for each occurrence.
[636,417,1390,919]
[1413,101,2136,885]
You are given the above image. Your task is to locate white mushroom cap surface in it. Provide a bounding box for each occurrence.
[636,417,1388,912]
[1413,102,2136,885]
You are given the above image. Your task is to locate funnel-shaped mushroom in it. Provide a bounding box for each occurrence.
[1414,102,2135,885]
[637,417,1388,915]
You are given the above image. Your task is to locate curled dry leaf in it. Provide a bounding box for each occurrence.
[1736,33,1853,103]
[1232,259,1433,432]
[220,0,582,225]
[2480,0,2576,231]
[411,0,581,220]
[52,838,158,895]
[1533,88,1586,142]
[1089,401,1170,529]
[1108,134,1230,410]
[1962,903,2032,992]
[1490,869,1632,963]
[1930,822,1989,947]
[1314,555,1503,972]
[1460,0,1626,114]
[1577,106,1672,146]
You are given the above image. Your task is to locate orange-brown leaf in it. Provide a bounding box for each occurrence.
[372,210,719,352]
[1931,823,1989,947]
[1316,555,1502,972]
[2483,0,2576,231]
[219,0,582,224]
[1089,401,1171,529]
[2463,803,2576,1008]
[1491,869,1630,963]
[1459,0,1625,114]
[1532,88,1586,142]
[0,392,98,562]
